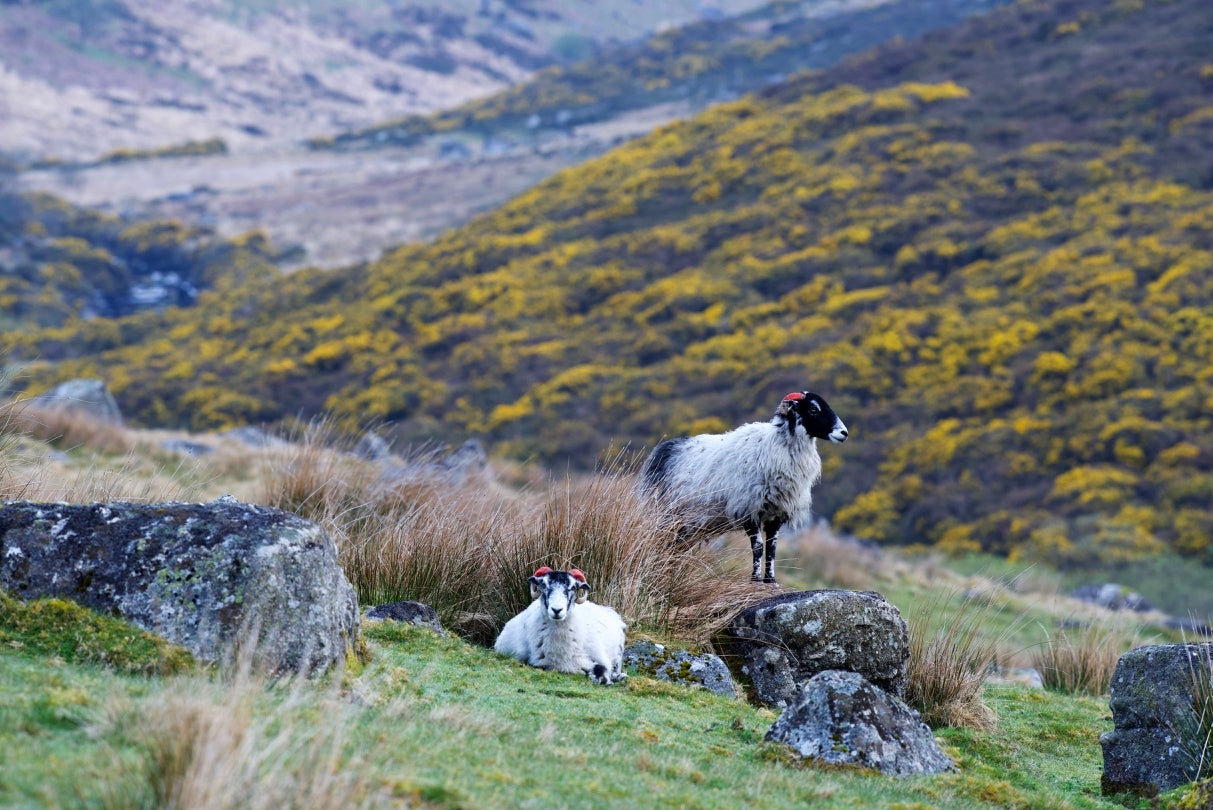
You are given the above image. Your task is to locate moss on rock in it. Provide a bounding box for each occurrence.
[0,589,194,675]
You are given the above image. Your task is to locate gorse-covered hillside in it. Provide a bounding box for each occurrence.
[7,0,1213,568]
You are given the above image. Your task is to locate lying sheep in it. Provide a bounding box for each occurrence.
[641,391,849,584]
[494,567,627,685]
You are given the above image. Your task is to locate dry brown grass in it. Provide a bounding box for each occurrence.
[4,401,134,455]
[484,472,770,647]
[256,423,770,646]
[787,524,904,590]
[905,591,1007,731]
[1183,644,1213,782]
[0,396,200,503]
[1031,620,1141,696]
[98,669,377,810]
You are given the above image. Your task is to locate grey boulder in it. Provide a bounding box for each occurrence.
[0,500,360,674]
[717,589,909,708]
[766,669,955,776]
[1101,642,1213,796]
[1071,583,1153,613]
[30,378,123,424]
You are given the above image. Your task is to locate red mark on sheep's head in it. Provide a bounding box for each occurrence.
[568,569,586,583]
[532,566,553,578]
[782,392,805,402]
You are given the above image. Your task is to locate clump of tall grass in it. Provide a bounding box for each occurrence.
[97,669,376,810]
[256,418,385,522]
[481,471,769,647]
[0,394,196,502]
[1031,620,1140,696]
[906,590,1007,731]
[257,423,769,647]
[1174,641,1213,784]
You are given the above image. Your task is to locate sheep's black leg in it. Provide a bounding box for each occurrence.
[762,519,782,584]
[744,519,763,582]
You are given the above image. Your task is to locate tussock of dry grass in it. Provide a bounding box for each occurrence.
[8,456,196,503]
[257,423,770,646]
[97,668,375,810]
[1184,644,1213,782]
[1030,620,1140,696]
[906,591,1006,731]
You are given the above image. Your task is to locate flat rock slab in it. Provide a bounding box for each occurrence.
[717,589,909,709]
[1101,642,1213,796]
[0,500,360,673]
[766,669,954,776]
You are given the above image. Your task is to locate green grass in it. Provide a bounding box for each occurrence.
[0,619,1185,810]
[0,590,194,676]
[0,424,1203,807]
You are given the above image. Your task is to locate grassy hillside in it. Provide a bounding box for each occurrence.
[0,620,1157,810]
[5,0,1213,576]
[0,416,1202,809]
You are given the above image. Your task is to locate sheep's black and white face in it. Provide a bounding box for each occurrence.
[778,392,849,443]
[529,567,590,622]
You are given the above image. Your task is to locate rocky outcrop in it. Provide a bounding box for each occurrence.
[766,670,955,776]
[30,379,123,424]
[716,590,909,709]
[0,499,360,674]
[1101,642,1213,796]
[624,640,736,697]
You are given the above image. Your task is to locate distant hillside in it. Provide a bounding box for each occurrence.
[0,0,767,162]
[314,0,1012,151]
[0,191,279,329]
[10,0,1004,270]
[6,0,1213,569]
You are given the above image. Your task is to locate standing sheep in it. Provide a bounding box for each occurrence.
[641,391,848,584]
[494,567,628,685]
